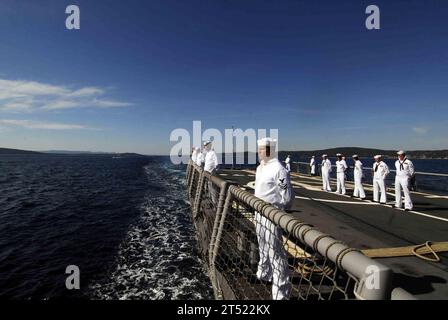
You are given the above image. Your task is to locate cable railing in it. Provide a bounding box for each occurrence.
[185,161,413,300]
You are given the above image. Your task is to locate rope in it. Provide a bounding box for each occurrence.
[312,234,332,252]
[325,240,345,260]
[412,241,441,262]
[336,248,361,270]
[300,226,316,242]
[362,241,448,262]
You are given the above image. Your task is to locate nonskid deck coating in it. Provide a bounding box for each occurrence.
[217,169,448,299]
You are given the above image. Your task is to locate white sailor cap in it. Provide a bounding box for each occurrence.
[397,150,406,155]
[203,140,212,147]
[311,155,315,158]
[352,154,358,158]
[336,153,342,157]
[374,155,382,159]
[322,154,327,158]
[257,137,277,147]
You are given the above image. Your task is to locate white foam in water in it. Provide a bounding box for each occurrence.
[89,162,213,300]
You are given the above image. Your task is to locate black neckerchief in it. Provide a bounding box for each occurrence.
[399,157,407,171]
[375,162,380,172]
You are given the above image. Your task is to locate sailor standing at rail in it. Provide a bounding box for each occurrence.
[321,154,332,192]
[196,148,204,167]
[352,155,366,199]
[191,147,198,164]
[310,156,316,176]
[335,153,348,195]
[285,155,291,172]
[255,137,292,300]
[203,141,218,174]
[372,155,390,204]
[203,141,219,204]
[394,150,415,211]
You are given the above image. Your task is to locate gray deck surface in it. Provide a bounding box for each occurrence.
[217,169,448,299]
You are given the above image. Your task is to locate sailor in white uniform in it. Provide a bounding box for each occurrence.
[321,154,332,192]
[285,155,291,172]
[196,148,204,167]
[191,147,198,164]
[352,155,366,199]
[372,155,390,204]
[202,141,219,204]
[310,156,316,176]
[255,137,292,300]
[394,150,415,211]
[335,153,348,195]
[203,141,219,174]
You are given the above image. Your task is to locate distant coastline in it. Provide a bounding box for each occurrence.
[0,148,41,155]
[278,147,448,160]
[0,147,145,157]
[2,147,448,159]
[220,147,448,160]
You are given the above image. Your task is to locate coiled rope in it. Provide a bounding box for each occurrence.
[361,241,448,262]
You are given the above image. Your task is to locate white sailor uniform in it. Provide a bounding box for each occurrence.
[285,156,291,172]
[310,158,316,175]
[191,149,198,164]
[335,159,348,195]
[321,159,332,192]
[353,160,366,199]
[395,158,414,210]
[196,152,204,167]
[373,161,390,203]
[204,149,218,173]
[255,158,292,300]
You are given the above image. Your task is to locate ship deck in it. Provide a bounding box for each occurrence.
[217,169,448,300]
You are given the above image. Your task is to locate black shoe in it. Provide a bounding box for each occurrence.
[404,209,410,212]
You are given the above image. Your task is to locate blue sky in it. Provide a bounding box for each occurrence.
[0,0,447,155]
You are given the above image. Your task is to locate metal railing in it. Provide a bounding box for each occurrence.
[185,161,408,300]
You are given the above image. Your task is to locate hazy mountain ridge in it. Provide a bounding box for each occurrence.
[0,148,144,157]
[278,147,448,159]
[2,147,448,159]
[0,148,42,155]
[218,147,448,160]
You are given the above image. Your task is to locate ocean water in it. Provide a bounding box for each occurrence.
[0,154,213,299]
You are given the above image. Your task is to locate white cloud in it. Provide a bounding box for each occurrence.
[412,127,428,135]
[68,87,105,97]
[91,99,132,108]
[0,78,132,112]
[0,119,90,130]
[42,100,81,110]
[2,99,35,112]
